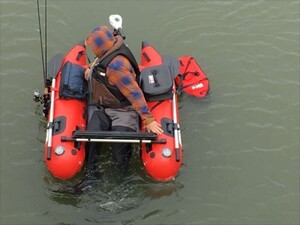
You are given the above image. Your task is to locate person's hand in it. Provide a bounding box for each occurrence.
[145,120,163,135]
[84,68,91,80]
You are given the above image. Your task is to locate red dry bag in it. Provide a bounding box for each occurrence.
[175,56,210,98]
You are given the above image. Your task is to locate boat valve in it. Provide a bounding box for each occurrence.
[162,147,172,158]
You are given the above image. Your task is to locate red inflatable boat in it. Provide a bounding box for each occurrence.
[139,42,182,181]
[37,15,209,182]
[43,43,88,179]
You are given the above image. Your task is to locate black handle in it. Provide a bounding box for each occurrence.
[118,28,126,40]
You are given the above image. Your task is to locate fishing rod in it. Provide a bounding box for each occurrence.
[36,0,45,86]
[45,0,47,85]
[36,0,48,88]
[34,0,51,118]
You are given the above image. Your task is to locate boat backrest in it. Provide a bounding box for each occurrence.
[139,56,179,101]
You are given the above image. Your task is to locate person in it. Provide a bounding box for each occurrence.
[84,25,163,175]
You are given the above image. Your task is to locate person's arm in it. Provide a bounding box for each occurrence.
[107,56,163,134]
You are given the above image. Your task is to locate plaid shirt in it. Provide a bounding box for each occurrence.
[106,55,155,125]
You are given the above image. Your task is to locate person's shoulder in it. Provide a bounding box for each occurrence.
[109,55,131,70]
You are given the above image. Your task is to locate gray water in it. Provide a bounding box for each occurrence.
[0,1,299,225]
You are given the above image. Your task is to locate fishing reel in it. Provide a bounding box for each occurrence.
[33,89,50,117]
[33,89,42,102]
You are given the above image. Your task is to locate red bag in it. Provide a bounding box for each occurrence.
[175,56,210,98]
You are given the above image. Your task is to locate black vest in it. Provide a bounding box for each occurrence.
[92,44,140,106]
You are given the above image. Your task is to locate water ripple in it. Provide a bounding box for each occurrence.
[244,107,278,114]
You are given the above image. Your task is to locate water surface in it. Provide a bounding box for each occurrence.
[0,1,299,225]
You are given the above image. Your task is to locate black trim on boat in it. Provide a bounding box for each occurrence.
[52,116,66,136]
[161,118,174,137]
[142,52,151,62]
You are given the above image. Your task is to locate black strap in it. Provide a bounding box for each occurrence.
[177,57,201,94]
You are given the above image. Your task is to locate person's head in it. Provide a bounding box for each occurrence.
[86,25,116,57]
